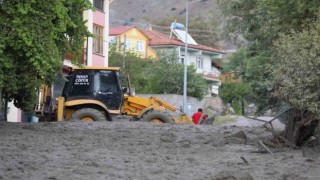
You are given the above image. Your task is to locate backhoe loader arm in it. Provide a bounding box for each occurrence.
[121,95,194,124]
[149,97,194,124]
[150,97,182,113]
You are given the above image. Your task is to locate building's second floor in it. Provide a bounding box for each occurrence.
[109,26,156,59]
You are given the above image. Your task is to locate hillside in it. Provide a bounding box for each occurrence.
[109,0,240,52]
[110,0,219,28]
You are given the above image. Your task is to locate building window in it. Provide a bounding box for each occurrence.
[180,55,185,64]
[196,56,203,69]
[94,0,104,11]
[125,40,131,50]
[93,24,103,55]
[136,40,144,51]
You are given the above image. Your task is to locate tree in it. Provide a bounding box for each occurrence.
[220,49,252,115]
[108,47,208,100]
[0,0,92,120]
[219,81,252,115]
[274,17,320,115]
[143,50,184,94]
[108,42,151,92]
[217,0,320,113]
[272,18,320,145]
[222,48,247,74]
[217,0,320,145]
[144,50,208,99]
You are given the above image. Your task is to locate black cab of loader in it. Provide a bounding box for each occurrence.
[58,67,124,121]
[62,67,123,110]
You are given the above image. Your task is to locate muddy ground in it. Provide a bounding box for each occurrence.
[0,117,320,180]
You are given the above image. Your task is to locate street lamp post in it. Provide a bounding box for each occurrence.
[183,0,204,114]
[183,1,189,113]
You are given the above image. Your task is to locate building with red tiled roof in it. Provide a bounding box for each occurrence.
[108,26,226,95]
[143,30,225,54]
[142,29,225,96]
[109,26,156,58]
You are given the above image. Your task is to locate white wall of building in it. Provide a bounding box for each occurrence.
[83,5,93,66]
[201,55,212,74]
[7,102,20,122]
[104,0,109,66]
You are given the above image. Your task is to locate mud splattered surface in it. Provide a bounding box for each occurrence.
[0,118,319,180]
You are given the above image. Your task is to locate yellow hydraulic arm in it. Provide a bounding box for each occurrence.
[121,95,194,124]
[148,97,194,124]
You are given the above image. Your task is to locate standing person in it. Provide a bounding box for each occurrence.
[192,108,203,124]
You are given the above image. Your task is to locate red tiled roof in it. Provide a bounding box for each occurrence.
[109,26,135,36]
[142,30,226,54]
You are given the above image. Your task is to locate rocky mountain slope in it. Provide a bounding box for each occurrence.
[110,0,219,28]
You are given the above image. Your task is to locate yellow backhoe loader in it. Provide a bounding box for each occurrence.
[34,66,194,124]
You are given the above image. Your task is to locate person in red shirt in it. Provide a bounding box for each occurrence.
[192,108,203,124]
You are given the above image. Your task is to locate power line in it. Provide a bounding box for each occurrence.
[110,18,214,33]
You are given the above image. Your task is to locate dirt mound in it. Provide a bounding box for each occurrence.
[0,120,319,179]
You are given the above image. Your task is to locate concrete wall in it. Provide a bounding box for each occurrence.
[137,94,224,117]
[7,102,21,122]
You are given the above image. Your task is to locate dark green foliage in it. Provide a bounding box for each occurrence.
[218,0,320,44]
[108,43,151,92]
[143,50,184,94]
[144,50,207,99]
[219,81,251,115]
[109,46,208,100]
[0,0,92,112]
[186,66,208,100]
[274,17,320,116]
[217,0,320,114]
[222,48,248,74]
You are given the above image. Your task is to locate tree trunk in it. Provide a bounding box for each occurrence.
[241,97,245,115]
[284,109,319,146]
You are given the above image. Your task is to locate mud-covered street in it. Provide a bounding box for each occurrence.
[0,118,319,180]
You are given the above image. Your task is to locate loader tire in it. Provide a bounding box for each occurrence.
[71,108,107,121]
[140,110,174,123]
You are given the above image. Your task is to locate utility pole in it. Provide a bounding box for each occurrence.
[183,0,189,113]
[183,0,205,114]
